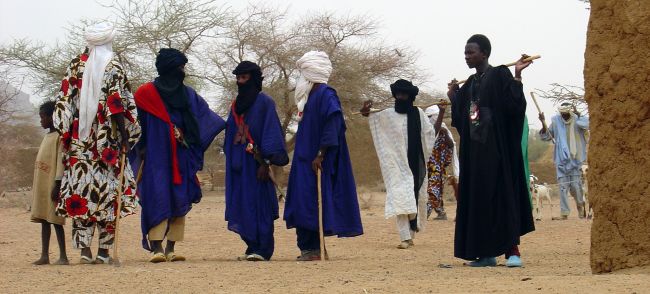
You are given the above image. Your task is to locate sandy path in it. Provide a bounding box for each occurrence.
[1,192,648,293]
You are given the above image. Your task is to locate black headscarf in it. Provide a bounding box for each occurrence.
[153,48,200,147]
[467,34,492,57]
[232,61,264,115]
[390,79,424,231]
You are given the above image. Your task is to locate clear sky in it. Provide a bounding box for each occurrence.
[0,0,591,128]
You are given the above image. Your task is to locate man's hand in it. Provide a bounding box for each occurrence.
[514,54,533,78]
[447,79,459,99]
[113,113,130,153]
[572,105,581,117]
[51,180,62,202]
[312,154,324,173]
[539,112,548,133]
[257,164,270,181]
[360,100,373,117]
[121,137,130,154]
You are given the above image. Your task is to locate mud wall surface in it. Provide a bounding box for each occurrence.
[584,0,650,273]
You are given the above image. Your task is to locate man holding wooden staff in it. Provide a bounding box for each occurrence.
[538,103,589,220]
[53,22,141,264]
[224,61,289,262]
[448,34,535,267]
[284,51,363,261]
[359,79,435,249]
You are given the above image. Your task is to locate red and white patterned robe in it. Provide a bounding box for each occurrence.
[54,50,141,224]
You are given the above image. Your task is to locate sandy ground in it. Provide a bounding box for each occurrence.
[1,191,648,294]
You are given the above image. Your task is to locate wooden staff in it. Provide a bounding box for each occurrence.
[268,167,285,202]
[112,152,127,267]
[530,91,555,144]
[351,99,451,115]
[454,55,541,85]
[136,159,144,183]
[317,168,326,261]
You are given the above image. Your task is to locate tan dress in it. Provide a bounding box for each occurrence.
[31,132,65,225]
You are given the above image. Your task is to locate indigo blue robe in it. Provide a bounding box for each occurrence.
[224,93,288,259]
[284,84,363,237]
[131,86,225,251]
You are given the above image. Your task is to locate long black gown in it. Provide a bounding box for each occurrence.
[451,65,535,260]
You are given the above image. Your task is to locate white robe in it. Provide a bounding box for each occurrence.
[369,108,435,231]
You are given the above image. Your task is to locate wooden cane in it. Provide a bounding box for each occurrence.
[136,159,144,183]
[351,99,451,115]
[317,168,326,261]
[530,91,555,144]
[112,152,127,267]
[454,55,541,85]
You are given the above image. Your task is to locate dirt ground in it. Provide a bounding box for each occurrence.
[1,191,648,294]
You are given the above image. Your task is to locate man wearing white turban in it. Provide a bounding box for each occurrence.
[53,22,141,264]
[284,51,363,261]
[539,103,589,219]
[424,104,459,221]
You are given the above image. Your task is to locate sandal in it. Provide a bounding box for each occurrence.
[166,252,186,262]
[246,254,267,261]
[149,252,167,263]
[94,255,111,264]
[80,255,93,264]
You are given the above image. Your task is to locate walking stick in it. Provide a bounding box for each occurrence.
[351,99,451,115]
[454,55,541,85]
[136,159,144,183]
[530,91,556,144]
[112,152,127,267]
[317,168,326,261]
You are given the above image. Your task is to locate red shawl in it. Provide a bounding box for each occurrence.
[134,82,182,184]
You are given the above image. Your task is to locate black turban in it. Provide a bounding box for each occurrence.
[232,61,264,114]
[153,48,199,147]
[155,48,188,76]
[390,79,419,101]
[232,61,262,76]
[467,34,491,57]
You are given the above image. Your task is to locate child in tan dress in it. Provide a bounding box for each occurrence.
[31,101,68,265]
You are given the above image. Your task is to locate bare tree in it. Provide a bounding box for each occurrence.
[535,83,588,114]
[206,5,422,148]
[0,67,25,122]
[0,0,229,100]
[0,2,427,187]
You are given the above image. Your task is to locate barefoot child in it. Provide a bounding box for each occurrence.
[31,101,68,265]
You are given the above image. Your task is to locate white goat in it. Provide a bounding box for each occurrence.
[530,175,553,221]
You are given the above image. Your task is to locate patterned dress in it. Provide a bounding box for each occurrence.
[426,129,453,217]
[54,51,141,237]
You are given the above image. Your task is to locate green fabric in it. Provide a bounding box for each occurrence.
[522,115,532,208]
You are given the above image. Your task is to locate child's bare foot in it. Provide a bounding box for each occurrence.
[53,258,69,265]
[32,256,50,265]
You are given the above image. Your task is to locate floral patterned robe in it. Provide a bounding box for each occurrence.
[54,51,141,222]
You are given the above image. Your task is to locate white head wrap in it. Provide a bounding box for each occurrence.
[558,104,582,160]
[294,51,332,120]
[558,104,573,114]
[79,21,115,141]
[425,105,459,177]
[425,105,439,118]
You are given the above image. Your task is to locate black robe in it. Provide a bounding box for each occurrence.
[451,65,535,260]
